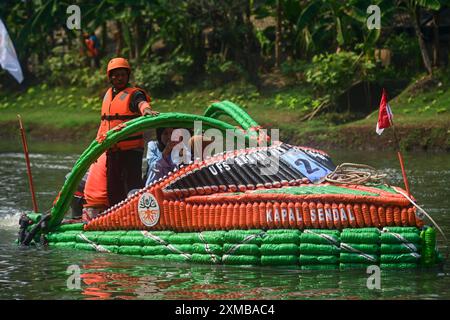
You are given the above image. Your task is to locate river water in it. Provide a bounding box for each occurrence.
[0,145,449,300]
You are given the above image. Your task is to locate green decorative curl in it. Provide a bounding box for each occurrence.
[48,112,255,230]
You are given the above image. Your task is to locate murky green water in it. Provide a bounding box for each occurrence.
[1,145,449,300]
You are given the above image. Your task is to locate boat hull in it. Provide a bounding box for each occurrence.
[45,224,442,269]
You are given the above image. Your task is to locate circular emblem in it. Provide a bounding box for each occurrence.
[137,193,160,227]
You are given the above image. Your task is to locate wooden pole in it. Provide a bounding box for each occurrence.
[17,115,39,212]
[391,121,411,196]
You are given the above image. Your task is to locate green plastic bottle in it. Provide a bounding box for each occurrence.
[421,227,436,267]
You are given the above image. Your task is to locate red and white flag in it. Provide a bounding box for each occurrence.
[376,88,393,135]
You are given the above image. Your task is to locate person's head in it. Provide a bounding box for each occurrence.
[156,128,174,148]
[107,58,131,90]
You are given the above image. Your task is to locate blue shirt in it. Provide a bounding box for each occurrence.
[89,35,99,49]
[145,141,191,186]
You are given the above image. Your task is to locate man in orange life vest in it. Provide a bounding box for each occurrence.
[96,57,159,207]
[83,31,100,68]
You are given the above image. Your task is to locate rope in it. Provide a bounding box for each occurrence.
[325,163,388,185]
[340,243,378,263]
[199,232,219,264]
[303,229,340,247]
[393,187,449,259]
[141,231,192,260]
[324,163,447,260]
[222,231,266,262]
[381,231,419,253]
[78,233,110,253]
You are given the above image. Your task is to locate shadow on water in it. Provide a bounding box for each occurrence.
[0,145,449,299]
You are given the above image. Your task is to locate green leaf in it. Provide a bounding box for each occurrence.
[344,6,367,23]
[336,17,344,46]
[364,28,381,49]
[416,0,441,11]
[296,0,322,30]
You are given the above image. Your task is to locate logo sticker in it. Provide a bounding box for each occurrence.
[137,193,160,227]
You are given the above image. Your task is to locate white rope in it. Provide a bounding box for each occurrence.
[222,231,266,262]
[304,229,340,246]
[408,252,421,259]
[199,232,219,264]
[78,233,110,253]
[325,163,388,185]
[393,187,449,261]
[381,230,419,253]
[392,187,448,245]
[141,231,192,260]
[340,243,378,262]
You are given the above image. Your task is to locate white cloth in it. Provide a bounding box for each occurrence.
[0,19,23,83]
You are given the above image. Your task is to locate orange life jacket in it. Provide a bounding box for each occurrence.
[96,87,150,151]
[84,152,108,208]
[85,39,98,57]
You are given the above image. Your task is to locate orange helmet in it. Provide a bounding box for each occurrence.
[107,58,131,77]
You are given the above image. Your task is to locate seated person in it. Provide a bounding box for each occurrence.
[145,129,214,186]
[82,152,109,221]
[145,128,190,186]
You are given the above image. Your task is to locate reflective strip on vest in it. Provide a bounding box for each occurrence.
[103,91,110,103]
[119,92,129,101]
[101,114,140,121]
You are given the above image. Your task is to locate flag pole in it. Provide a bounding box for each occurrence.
[387,103,411,197]
[17,115,39,212]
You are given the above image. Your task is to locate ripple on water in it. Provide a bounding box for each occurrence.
[0,210,22,229]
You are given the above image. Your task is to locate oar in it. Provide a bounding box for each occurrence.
[17,114,39,212]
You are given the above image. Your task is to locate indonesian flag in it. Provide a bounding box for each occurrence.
[376,88,393,135]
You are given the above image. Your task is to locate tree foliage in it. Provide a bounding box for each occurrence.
[0,0,447,91]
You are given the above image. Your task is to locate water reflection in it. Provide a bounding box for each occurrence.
[1,231,449,300]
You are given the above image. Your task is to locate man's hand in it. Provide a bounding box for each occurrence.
[162,140,177,158]
[142,107,159,117]
[138,101,159,117]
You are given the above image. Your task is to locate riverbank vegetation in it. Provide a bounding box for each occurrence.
[0,1,449,150]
